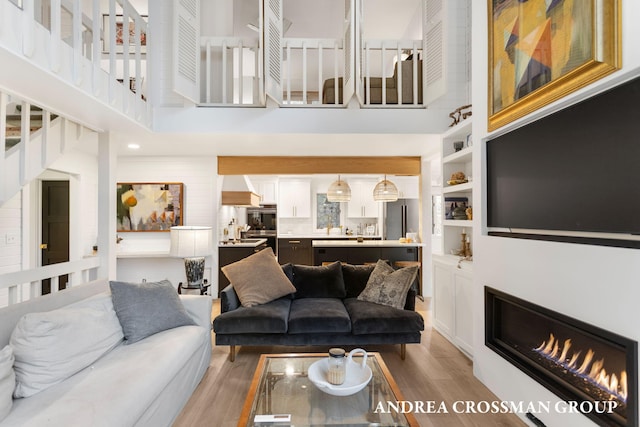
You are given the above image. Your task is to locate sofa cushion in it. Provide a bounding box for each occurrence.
[4,325,207,427]
[213,298,291,334]
[292,262,346,299]
[342,263,376,298]
[357,259,418,309]
[344,298,424,335]
[110,279,195,344]
[287,298,351,334]
[10,293,124,398]
[222,248,296,307]
[0,345,15,422]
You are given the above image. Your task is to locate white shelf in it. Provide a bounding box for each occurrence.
[443,182,472,193]
[441,119,472,140]
[443,220,472,227]
[443,146,472,164]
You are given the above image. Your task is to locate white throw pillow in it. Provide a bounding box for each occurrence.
[0,345,15,421]
[10,296,124,398]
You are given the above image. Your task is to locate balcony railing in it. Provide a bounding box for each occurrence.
[1,0,149,125]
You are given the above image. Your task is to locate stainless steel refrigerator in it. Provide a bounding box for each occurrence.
[384,199,420,240]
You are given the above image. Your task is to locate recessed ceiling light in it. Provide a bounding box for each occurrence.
[127,143,140,150]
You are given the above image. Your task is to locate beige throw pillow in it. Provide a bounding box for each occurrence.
[357,259,418,309]
[221,247,296,307]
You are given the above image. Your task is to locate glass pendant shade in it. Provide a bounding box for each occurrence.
[327,176,351,202]
[373,176,399,202]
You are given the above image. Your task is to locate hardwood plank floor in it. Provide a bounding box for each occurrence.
[173,298,526,427]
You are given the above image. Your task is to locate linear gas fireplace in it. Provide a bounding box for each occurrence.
[485,287,638,427]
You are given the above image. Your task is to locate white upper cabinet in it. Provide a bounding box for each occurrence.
[393,176,420,199]
[251,177,278,205]
[278,179,311,218]
[347,180,379,218]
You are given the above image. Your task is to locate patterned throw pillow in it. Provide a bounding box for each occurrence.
[357,259,417,309]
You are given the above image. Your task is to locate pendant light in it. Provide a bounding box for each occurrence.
[327,175,351,202]
[373,175,399,202]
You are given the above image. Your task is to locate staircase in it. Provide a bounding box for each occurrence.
[1,91,94,207]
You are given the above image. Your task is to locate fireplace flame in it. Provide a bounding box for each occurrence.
[534,333,627,402]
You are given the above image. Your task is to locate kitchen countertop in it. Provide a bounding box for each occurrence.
[312,239,423,247]
[218,238,267,248]
[278,234,382,239]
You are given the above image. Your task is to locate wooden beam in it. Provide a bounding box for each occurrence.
[218,156,421,175]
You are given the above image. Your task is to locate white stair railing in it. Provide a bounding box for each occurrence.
[1,91,94,206]
[0,258,101,308]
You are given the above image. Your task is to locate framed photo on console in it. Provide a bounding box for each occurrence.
[488,0,620,131]
[117,183,183,232]
[103,14,147,54]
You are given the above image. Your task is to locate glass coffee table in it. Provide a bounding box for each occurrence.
[238,352,418,426]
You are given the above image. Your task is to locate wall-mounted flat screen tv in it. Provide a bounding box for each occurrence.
[486,75,640,247]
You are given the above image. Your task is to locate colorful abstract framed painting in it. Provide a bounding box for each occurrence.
[117,183,183,232]
[488,0,621,131]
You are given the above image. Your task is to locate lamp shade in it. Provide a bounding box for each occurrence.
[373,176,399,202]
[327,175,351,202]
[169,226,213,257]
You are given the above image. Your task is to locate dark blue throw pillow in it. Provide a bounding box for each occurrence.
[292,261,346,299]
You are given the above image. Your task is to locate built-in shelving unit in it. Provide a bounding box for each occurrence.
[432,118,473,359]
[439,119,473,259]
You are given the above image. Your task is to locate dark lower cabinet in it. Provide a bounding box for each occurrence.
[313,245,419,266]
[218,244,267,297]
[277,238,312,265]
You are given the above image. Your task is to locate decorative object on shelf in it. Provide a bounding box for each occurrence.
[170,226,213,291]
[453,141,464,152]
[444,197,468,220]
[465,206,473,220]
[453,204,468,220]
[327,175,352,202]
[448,104,472,127]
[447,171,468,185]
[466,133,473,147]
[117,183,183,232]
[452,229,473,262]
[373,175,399,202]
[102,14,148,54]
[488,0,619,131]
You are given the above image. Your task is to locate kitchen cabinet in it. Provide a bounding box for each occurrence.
[347,180,380,218]
[278,179,311,218]
[277,238,313,265]
[251,177,278,205]
[432,254,473,357]
[392,176,420,199]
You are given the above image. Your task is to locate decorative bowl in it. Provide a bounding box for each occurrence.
[308,348,372,396]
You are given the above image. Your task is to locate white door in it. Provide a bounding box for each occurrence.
[263,0,283,104]
[423,0,446,104]
[173,0,201,102]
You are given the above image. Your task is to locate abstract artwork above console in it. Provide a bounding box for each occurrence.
[117,183,183,232]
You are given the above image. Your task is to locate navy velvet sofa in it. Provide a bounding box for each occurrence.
[213,262,424,361]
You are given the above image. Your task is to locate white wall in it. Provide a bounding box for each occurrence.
[472,1,640,426]
[115,156,219,292]
[0,193,22,306]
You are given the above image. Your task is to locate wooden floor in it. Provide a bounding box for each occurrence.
[173,298,526,427]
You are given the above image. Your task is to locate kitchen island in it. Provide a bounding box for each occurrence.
[312,239,422,265]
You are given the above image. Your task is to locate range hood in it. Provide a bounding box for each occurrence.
[221,176,261,207]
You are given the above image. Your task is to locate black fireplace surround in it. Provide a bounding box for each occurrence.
[485,287,638,427]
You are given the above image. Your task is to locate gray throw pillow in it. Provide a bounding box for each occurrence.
[357,259,418,309]
[109,280,195,344]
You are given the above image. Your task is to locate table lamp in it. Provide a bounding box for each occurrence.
[169,226,213,288]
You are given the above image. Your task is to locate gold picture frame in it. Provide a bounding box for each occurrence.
[488,0,621,131]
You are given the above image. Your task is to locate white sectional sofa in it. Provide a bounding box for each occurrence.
[0,279,212,427]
